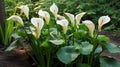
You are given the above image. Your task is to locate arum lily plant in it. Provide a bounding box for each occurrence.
[38,10,50,25]
[65,12,86,27]
[18,5,29,19]
[31,18,44,39]
[7,3,120,67]
[50,3,58,20]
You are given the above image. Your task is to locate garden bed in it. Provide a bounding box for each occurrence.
[0,31,120,67]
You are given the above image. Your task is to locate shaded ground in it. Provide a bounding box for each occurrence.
[101,30,120,61]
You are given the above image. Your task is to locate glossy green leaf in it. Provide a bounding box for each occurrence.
[42,29,49,35]
[97,35,109,43]
[49,39,64,45]
[41,39,50,47]
[104,43,120,53]
[100,56,120,67]
[56,46,80,64]
[81,41,93,55]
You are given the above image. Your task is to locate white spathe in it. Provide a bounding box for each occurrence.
[7,15,24,26]
[50,3,58,19]
[75,12,86,25]
[31,18,44,39]
[98,16,110,32]
[31,18,44,30]
[56,19,69,34]
[83,20,95,37]
[64,13,75,27]
[57,14,65,20]
[38,10,50,24]
[18,5,29,19]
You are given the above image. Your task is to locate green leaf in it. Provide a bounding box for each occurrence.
[94,47,102,54]
[12,33,21,39]
[41,39,50,47]
[81,42,93,55]
[5,40,18,51]
[49,39,64,45]
[78,30,87,37]
[97,35,109,43]
[56,46,80,64]
[17,29,27,37]
[4,21,14,45]
[42,29,49,35]
[100,56,120,67]
[104,43,120,53]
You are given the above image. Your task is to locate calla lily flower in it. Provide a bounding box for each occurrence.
[57,14,65,20]
[50,3,58,19]
[75,12,86,25]
[7,15,24,26]
[98,16,110,32]
[56,19,69,34]
[31,18,44,39]
[83,20,95,37]
[18,5,29,19]
[64,13,75,27]
[38,10,50,25]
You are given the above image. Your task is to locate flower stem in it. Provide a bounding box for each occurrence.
[72,27,75,45]
[64,34,67,45]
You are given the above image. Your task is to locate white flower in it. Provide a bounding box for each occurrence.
[18,5,29,19]
[57,14,65,20]
[65,12,86,27]
[56,19,69,34]
[38,10,45,18]
[50,3,58,19]
[98,16,110,32]
[31,18,44,39]
[7,15,24,26]
[38,10,50,25]
[83,20,95,37]
[75,12,86,25]
[64,13,75,27]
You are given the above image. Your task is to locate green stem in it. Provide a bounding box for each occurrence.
[47,49,51,67]
[72,27,75,45]
[48,25,50,34]
[76,55,83,67]
[89,31,100,67]
[64,34,67,45]
[22,27,41,67]
[37,39,45,67]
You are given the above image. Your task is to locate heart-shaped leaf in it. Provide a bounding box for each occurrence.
[56,46,80,64]
[81,41,93,55]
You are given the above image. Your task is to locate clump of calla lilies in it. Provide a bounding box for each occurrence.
[7,2,120,67]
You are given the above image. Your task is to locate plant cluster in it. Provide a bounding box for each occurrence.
[5,2,120,67]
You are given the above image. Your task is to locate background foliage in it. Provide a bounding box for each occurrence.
[5,0,120,30]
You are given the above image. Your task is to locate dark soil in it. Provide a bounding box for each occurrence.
[101,30,120,61]
[0,30,120,67]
